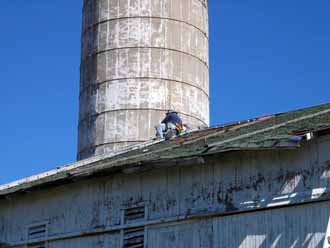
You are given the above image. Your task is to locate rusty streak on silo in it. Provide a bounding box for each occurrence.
[78,0,210,160]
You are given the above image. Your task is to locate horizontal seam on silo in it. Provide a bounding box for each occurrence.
[82,16,208,40]
[81,46,209,69]
[79,77,210,99]
[78,109,209,127]
[78,141,148,155]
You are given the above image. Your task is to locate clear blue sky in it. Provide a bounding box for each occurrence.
[0,1,329,184]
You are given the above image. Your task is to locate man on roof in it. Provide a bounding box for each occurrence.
[156,110,184,140]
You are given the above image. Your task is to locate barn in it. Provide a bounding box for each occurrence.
[1,103,330,247]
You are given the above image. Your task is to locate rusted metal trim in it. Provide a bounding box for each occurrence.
[81,46,209,69]
[79,77,210,100]
[6,188,330,247]
[82,16,208,40]
[78,108,208,128]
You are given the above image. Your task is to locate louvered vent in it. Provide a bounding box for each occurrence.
[124,205,145,224]
[27,223,47,248]
[28,224,47,240]
[28,243,46,248]
[123,227,144,248]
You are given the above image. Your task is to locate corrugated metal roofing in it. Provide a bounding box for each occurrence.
[0,103,329,198]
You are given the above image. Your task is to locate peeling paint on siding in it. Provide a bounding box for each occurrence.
[1,135,330,247]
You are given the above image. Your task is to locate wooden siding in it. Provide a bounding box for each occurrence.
[0,135,330,247]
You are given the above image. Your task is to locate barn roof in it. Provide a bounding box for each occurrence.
[1,103,330,199]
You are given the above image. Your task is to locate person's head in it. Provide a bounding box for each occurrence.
[166,110,178,115]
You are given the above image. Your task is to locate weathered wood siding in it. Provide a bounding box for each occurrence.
[148,202,330,248]
[1,135,330,247]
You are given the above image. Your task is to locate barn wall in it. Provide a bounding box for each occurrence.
[214,202,330,248]
[0,135,330,247]
[49,233,121,248]
[147,202,330,248]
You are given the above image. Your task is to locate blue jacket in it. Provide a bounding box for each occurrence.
[161,112,182,125]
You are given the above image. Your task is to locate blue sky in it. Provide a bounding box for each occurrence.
[0,0,329,184]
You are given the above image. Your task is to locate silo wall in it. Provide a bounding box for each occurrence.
[78,0,209,159]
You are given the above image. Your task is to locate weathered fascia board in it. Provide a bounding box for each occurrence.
[0,156,206,200]
[5,187,330,248]
[0,139,164,197]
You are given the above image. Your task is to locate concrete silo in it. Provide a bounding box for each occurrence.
[78,0,210,159]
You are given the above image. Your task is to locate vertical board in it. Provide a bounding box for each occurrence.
[214,202,330,248]
[147,220,213,248]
